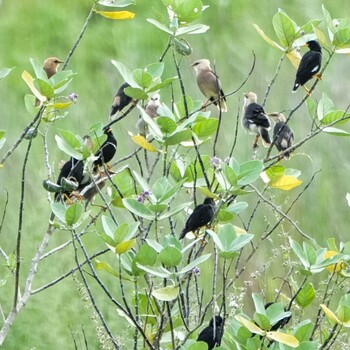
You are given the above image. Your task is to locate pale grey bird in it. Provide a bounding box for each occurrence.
[191,59,227,112]
[242,92,271,149]
[268,112,294,159]
[136,93,161,136]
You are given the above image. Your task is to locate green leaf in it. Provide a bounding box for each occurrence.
[124,86,148,100]
[132,69,153,89]
[55,136,82,160]
[226,201,248,214]
[237,160,263,186]
[159,179,186,203]
[122,198,155,220]
[323,127,350,136]
[303,242,317,265]
[289,238,309,268]
[296,283,315,308]
[337,295,350,322]
[51,202,66,224]
[152,285,179,301]
[164,129,192,146]
[147,76,177,93]
[333,28,350,48]
[254,313,271,330]
[317,93,334,121]
[305,97,317,119]
[192,118,218,138]
[159,246,182,267]
[132,243,157,273]
[34,79,55,99]
[157,117,177,134]
[146,18,173,35]
[171,0,203,23]
[293,320,314,342]
[145,62,164,80]
[136,264,172,279]
[176,23,209,35]
[253,24,284,50]
[111,60,136,86]
[178,254,211,276]
[0,67,14,80]
[97,0,136,7]
[30,58,47,80]
[221,163,238,188]
[158,201,192,220]
[252,293,266,315]
[272,9,297,47]
[152,177,171,200]
[65,203,83,226]
[321,110,348,125]
[114,222,138,243]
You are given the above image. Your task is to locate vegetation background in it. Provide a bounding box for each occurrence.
[0,0,350,348]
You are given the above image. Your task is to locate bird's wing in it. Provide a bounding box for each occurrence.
[297,51,322,78]
[245,103,270,128]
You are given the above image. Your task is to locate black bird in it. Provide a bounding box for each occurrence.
[242,92,271,149]
[93,128,117,172]
[54,157,84,201]
[197,316,223,349]
[110,82,132,117]
[269,113,294,159]
[292,40,322,92]
[179,197,215,240]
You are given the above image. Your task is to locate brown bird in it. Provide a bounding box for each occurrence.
[109,82,133,118]
[242,92,271,149]
[136,93,161,136]
[43,57,64,78]
[269,113,294,159]
[191,59,227,112]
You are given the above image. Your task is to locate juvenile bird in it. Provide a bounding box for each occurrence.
[292,40,322,92]
[43,57,64,78]
[110,82,132,118]
[136,93,161,136]
[179,197,215,240]
[191,59,227,112]
[269,113,294,159]
[197,316,223,350]
[242,92,271,149]
[93,128,117,172]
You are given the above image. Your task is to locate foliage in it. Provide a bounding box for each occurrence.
[1,1,350,349]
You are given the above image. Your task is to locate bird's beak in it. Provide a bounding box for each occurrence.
[190,62,196,67]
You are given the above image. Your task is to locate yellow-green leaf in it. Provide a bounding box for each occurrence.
[252,24,284,51]
[320,304,340,324]
[267,331,299,347]
[152,285,179,301]
[22,70,46,102]
[131,134,158,152]
[270,175,302,191]
[116,239,136,254]
[287,49,301,69]
[94,10,135,20]
[50,102,73,109]
[235,315,265,336]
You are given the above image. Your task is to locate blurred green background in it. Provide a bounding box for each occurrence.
[1,0,350,348]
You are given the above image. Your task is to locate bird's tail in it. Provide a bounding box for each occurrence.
[216,99,228,112]
[260,128,271,147]
[179,229,187,240]
[292,81,299,92]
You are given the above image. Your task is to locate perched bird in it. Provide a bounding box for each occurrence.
[43,57,64,78]
[110,82,132,118]
[136,93,161,136]
[242,92,271,149]
[54,157,84,201]
[191,59,227,112]
[292,40,322,92]
[197,316,223,350]
[179,197,215,240]
[269,113,294,159]
[36,57,63,106]
[92,128,117,172]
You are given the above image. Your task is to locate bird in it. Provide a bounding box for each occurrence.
[179,197,215,240]
[242,92,271,149]
[268,113,294,159]
[54,157,84,201]
[92,128,117,172]
[43,57,64,78]
[136,93,161,137]
[109,82,132,118]
[191,59,227,112]
[197,316,223,350]
[292,40,322,92]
